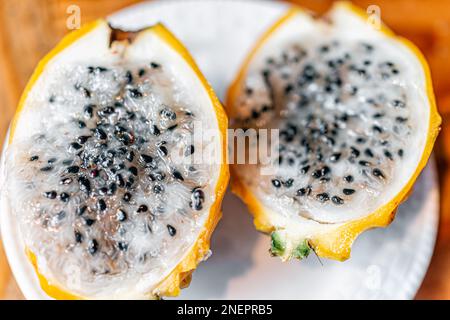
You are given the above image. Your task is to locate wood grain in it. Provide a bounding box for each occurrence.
[0,0,449,300]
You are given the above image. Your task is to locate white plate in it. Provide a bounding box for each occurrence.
[111,0,439,300]
[1,0,438,300]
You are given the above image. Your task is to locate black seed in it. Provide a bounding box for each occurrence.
[372,125,383,133]
[192,188,205,201]
[128,166,138,176]
[137,205,148,213]
[356,137,366,144]
[321,166,331,176]
[70,142,83,151]
[126,151,135,162]
[392,100,405,108]
[98,106,115,117]
[59,192,70,203]
[153,184,164,194]
[364,148,374,158]
[157,145,168,157]
[40,166,54,172]
[48,158,56,164]
[118,242,128,251]
[262,69,271,79]
[167,225,176,237]
[300,165,310,174]
[350,146,360,157]
[30,155,39,161]
[116,174,125,188]
[94,128,107,140]
[108,183,117,195]
[99,187,108,196]
[396,116,408,123]
[44,191,57,199]
[398,149,404,157]
[123,192,132,202]
[271,179,281,188]
[372,168,385,178]
[251,109,260,119]
[129,88,142,98]
[283,178,294,188]
[97,199,107,211]
[350,86,358,95]
[312,169,322,179]
[320,45,329,53]
[84,105,94,118]
[284,84,294,94]
[78,176,91,195]
[384,150,393,160]
[84,218,96,226]
[316,193,330,202]
[172,170,184,181]
[78,121,86,129]
[373,113,384,119]
[330,152,341,162]
[150,125,161,136]
[138,69,146,77]
[362,43,374,51]
[60,177,73,185]
[150,62,161,69]
[126,177,135,189]
[262,105,271,112]
[359,160,371,166]
[167,124,178,131]
[191,187,205,211]
[296,188,307,196]
[343,188,356,195]
[332,196,344,205]
[116,209,127,222]
[127,111,136,120]
[140,154,153,164]
[75,231,83,244]
[77,206,87,216]
[125,70,133,84]
[185,145,195,156]
[344,175,354,183]
[88,239,99,255]
[161,108,177,121]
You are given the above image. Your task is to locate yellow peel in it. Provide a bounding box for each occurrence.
[12,20,229,299]
[227,1,441,261]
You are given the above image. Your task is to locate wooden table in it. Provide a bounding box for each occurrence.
[1,0,449,300]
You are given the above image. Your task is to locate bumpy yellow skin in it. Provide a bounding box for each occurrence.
[227,2,441,261]
[11,20,229,299]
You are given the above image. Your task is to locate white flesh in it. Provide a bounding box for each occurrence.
[1,22,222,299]
[232,4,430,232]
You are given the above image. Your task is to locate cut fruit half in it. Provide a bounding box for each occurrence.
[1,20,228,299]
[227,2,441,261]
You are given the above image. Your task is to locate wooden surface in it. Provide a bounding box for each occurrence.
[0,0,449,300]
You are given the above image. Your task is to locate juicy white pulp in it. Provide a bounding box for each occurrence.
[232,4,430,229]
[2,22,223,299]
